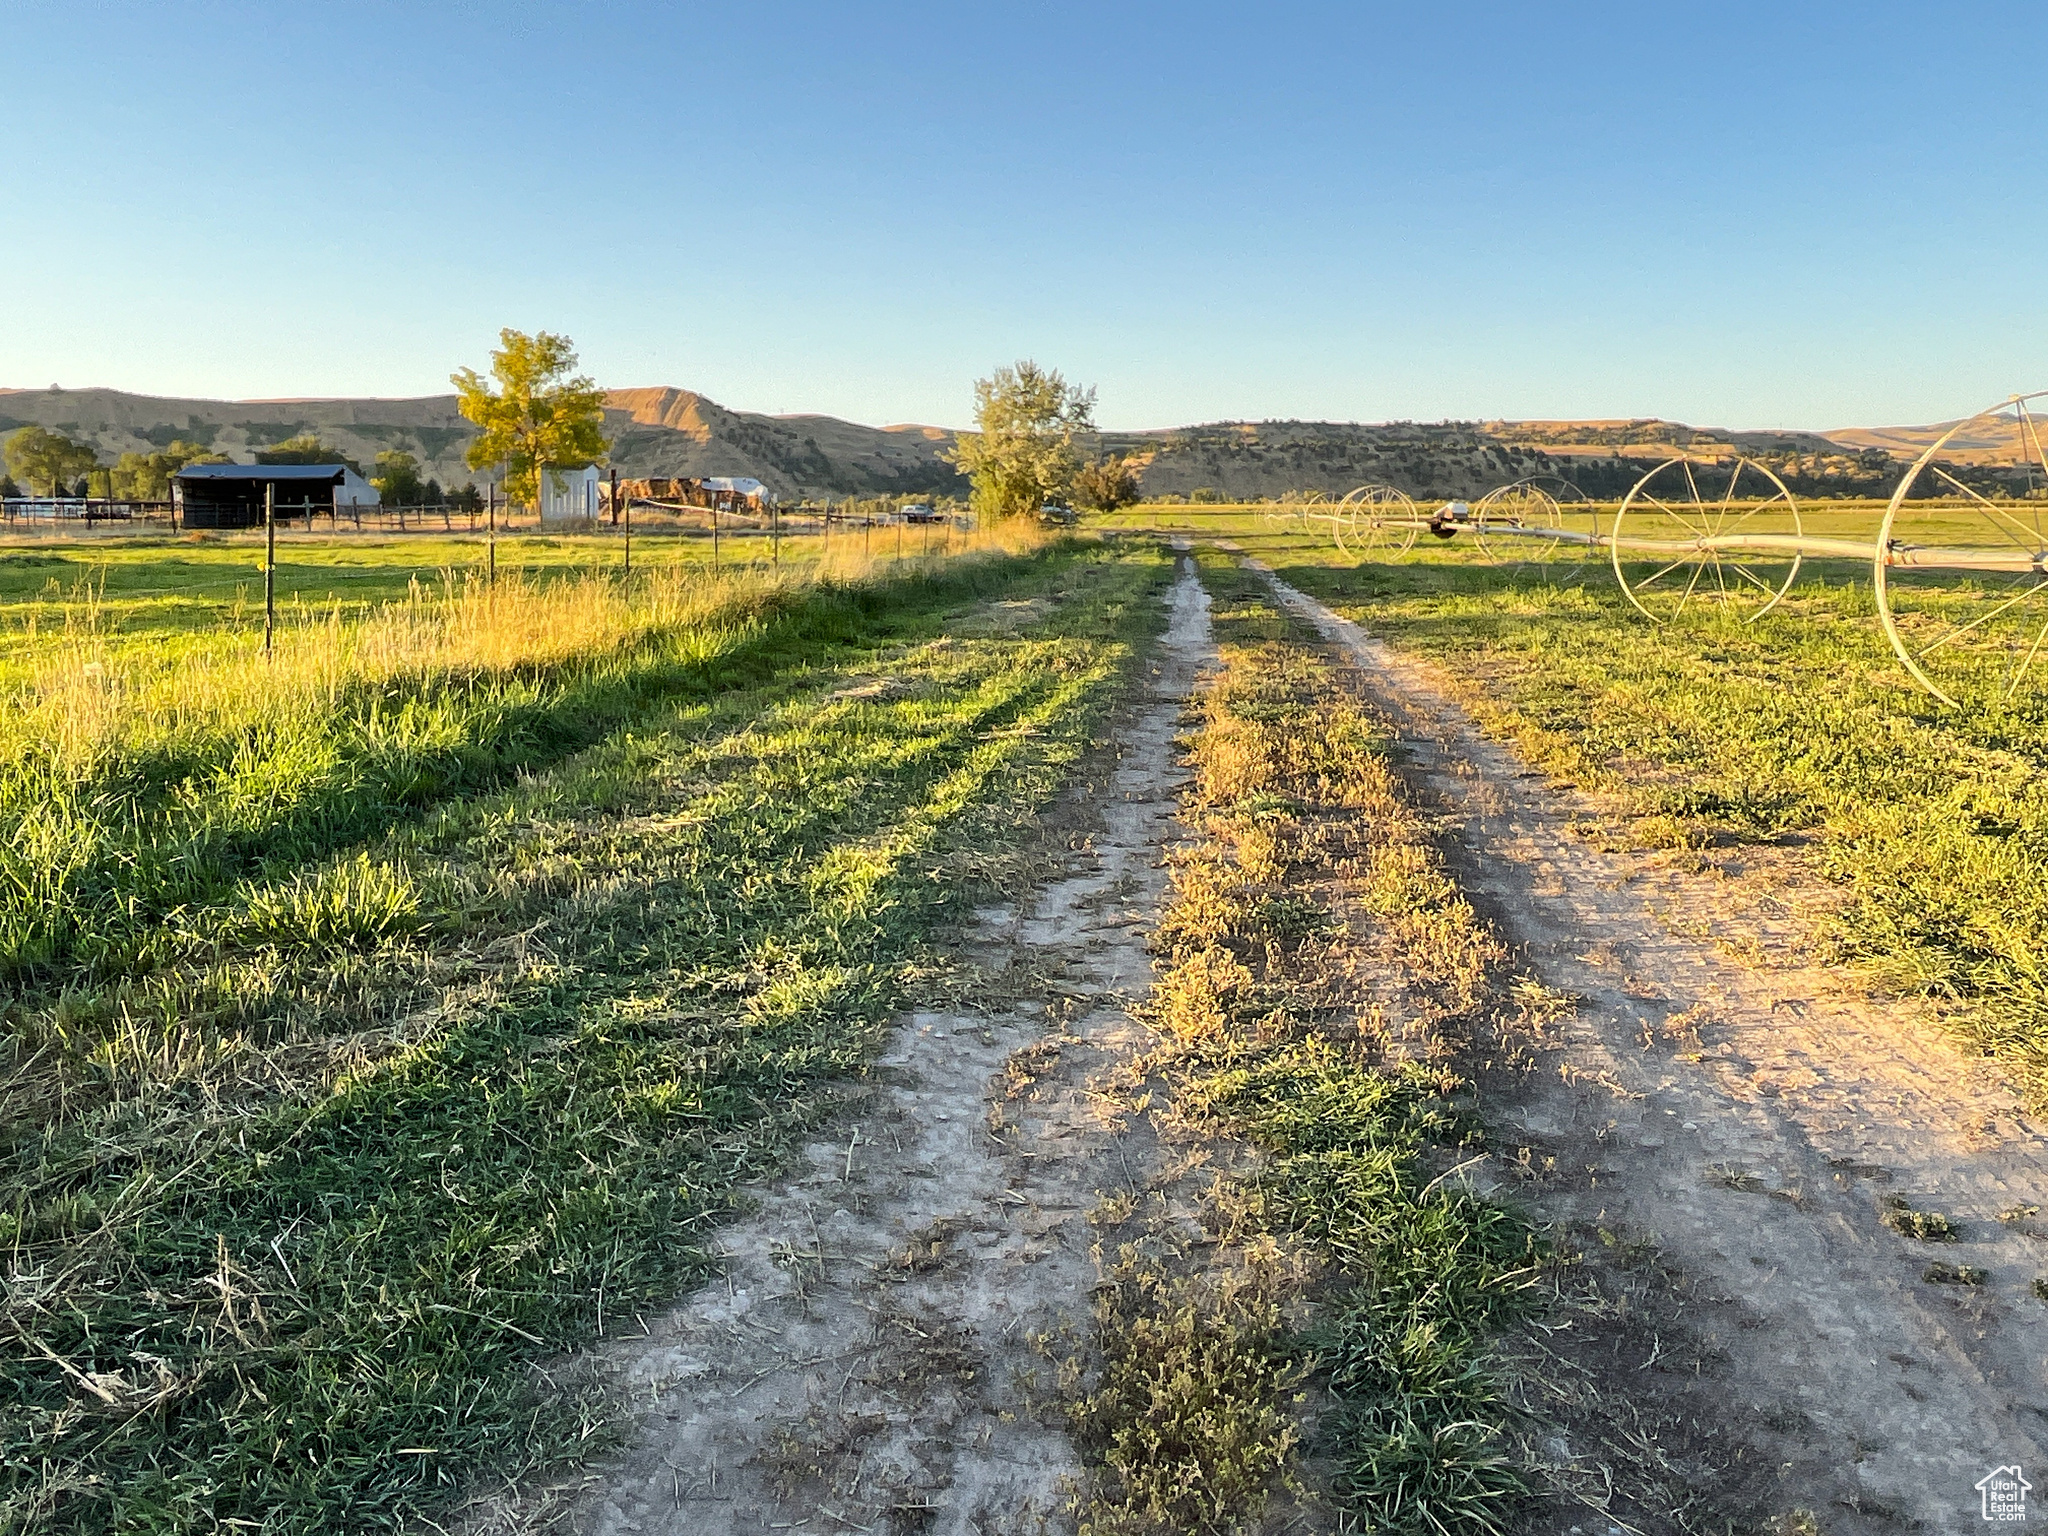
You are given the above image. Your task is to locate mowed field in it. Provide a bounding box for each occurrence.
[0,524,1167,1531]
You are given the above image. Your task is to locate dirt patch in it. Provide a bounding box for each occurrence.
[453,563,1215,1535]
[1252,562,2048,1532]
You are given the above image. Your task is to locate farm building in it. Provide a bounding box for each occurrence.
[174,463,380,529]
[539,465,603,521]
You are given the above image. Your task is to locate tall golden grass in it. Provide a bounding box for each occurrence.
[8,519,1055,779]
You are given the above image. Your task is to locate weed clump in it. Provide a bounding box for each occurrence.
[1923,1262,1988,1286]
[1073,1255,1305,1535]
[1880,1196,1961,1242]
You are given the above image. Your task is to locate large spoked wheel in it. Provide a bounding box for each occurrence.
[1263,493,1327,535]
[1473,477,1593,577]
[1874,391,2048,707]
[1334,484,1420,560]
[1610,456,1802,622]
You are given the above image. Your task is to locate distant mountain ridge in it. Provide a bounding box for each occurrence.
[0,386,964,501]
[0,386,2029,502]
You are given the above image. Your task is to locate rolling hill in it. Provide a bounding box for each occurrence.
[0,386,964,501]
[1,386,2036,503]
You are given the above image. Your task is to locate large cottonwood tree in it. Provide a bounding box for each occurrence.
[946,361,1096,520]
[453,330,610,509]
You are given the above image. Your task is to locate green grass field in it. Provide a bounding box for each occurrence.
[1141,504,2048,1104]
[0,524,945,676]
[0,528,1167,1533]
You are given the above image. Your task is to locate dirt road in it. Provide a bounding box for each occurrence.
[465,553,2048,1535]
[1254,562,2048,1533]
[462,560,1215,1536]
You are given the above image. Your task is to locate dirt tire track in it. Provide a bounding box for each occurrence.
[458,560,1215,1536]
[1251,561,2048,1531]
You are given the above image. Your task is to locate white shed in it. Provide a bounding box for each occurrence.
[539,464,603,521]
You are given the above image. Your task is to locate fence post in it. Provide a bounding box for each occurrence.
[264,482,276,655]
[487,482,497,588]
[615,468,627,583]
[711,505,719,569]
[772,501,780,565]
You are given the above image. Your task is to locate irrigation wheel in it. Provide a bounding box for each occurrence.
[1611,456,1802,622]
[1874,391,2048,708]
[1262,494,1326,539]
[1473,476,1594,577]
[1333,484,1420,560]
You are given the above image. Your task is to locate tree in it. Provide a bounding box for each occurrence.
[372,450,425,506]
[452,330,610,509]
[944,361,1096,520]
[255,434,360,472]
[1073,454,1142,512]
[110,440,228,500]
[4,426,99,496]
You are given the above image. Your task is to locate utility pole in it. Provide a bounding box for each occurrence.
[263,481,277,655]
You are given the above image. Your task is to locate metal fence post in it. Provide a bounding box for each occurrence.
[616,468,628,582]
[264,482,276,655]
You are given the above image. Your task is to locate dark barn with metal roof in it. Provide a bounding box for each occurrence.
[173,463,380,530]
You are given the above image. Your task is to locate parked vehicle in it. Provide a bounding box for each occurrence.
[1039,502,1078,526]
[900,502,940,524]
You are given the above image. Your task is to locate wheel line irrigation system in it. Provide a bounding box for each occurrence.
[1280,392,2048,709]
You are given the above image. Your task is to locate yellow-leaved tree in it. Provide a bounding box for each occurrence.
[453,330,610,509]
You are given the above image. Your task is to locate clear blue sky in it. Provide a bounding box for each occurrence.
[4,0,2040,431]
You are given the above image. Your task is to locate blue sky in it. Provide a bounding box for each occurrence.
[3,1,2041,430]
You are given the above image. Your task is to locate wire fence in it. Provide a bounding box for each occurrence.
[0,497,983,662]
[0,497,971,540]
